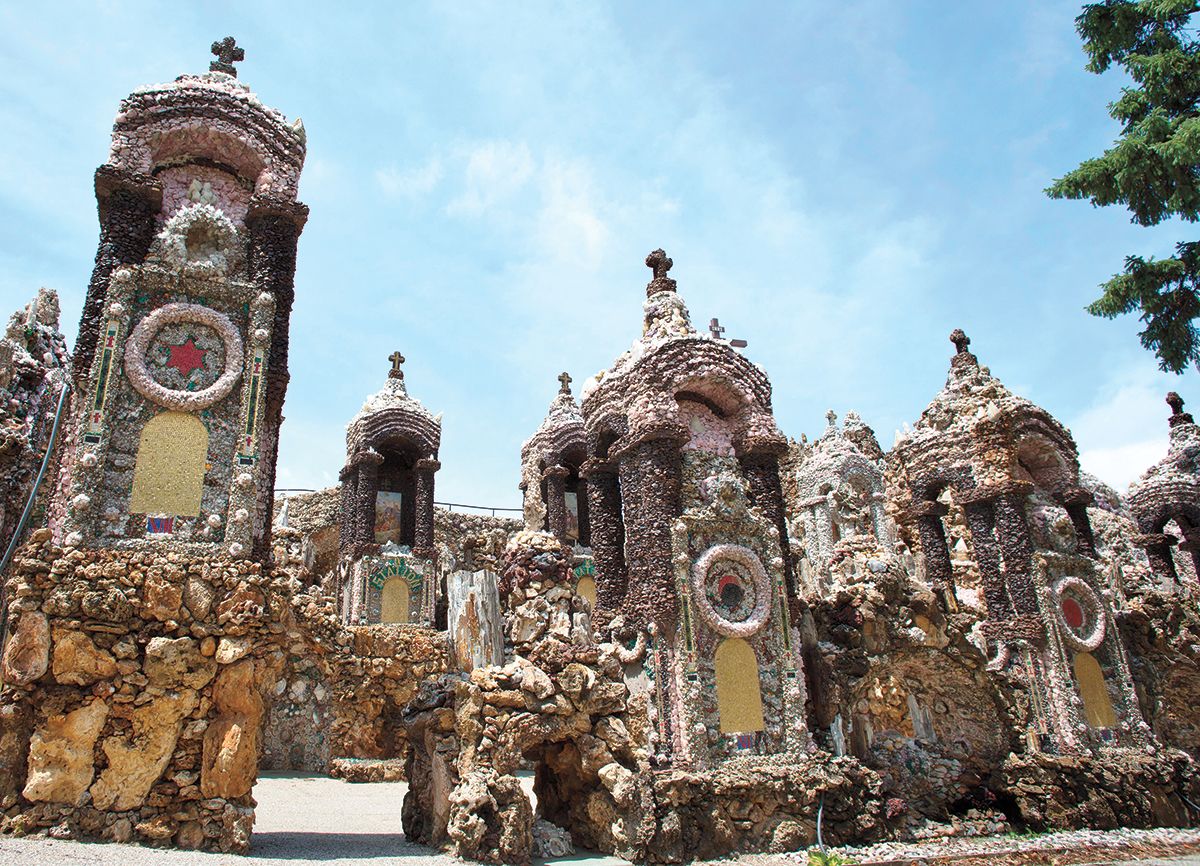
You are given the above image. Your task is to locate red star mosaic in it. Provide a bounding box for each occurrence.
[166,338,207,377]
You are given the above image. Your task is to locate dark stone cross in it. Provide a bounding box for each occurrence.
[389,351,405,379]
[646,248,673,280]
[950,328,971,354]
[558,371,572,394]
[210,37,244,77]
[710,316,748,348]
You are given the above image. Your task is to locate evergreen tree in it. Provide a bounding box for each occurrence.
[1047,0,1200,373]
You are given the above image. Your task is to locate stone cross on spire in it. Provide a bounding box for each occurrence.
[1167,391,1194,427]
[388,351,405,380]
[645,248,677,297]
[826,409,838,428]
[950,328,970,354]
[709,316,749,348]
[558,371,572,395]
[210,37,244,77]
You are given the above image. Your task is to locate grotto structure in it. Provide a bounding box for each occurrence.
[0,38,1199,866]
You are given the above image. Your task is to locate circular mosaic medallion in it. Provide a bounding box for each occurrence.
[1052,576,1106,652]
[691,544,771,638]
[125,303,243,411]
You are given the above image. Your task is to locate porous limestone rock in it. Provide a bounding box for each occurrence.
[2,611,49,685]
[51,629,117,685]
[200,659,263,798]
[90,689,198,810]
[22,699,109,805]
[144,636,217,690]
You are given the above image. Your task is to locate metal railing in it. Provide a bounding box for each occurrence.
[275,488,521,518]
[0,380,71,676]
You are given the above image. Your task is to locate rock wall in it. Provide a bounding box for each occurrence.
[0,528,448,850]
[0,289,70,557]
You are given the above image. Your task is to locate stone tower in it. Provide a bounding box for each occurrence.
[337,353,441,625]
[59,40,307,559]
[580,249,807,768]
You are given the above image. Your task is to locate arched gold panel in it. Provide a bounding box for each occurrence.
[381,577,411,624]
[129,411,208,516]
[715,637,765,734]
[1073,651,1117,728]
[576,576,597,611]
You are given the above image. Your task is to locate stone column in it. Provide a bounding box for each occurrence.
[993,488,1040,615]
[357,452,383,550]
[338,464,358,553]
[620,436,683,629]
[1178,525,1200,579]
[1138,532,1179,583]
[246,196,309,560]
[911,501,955,603]
[413,457,440,560]
[77,167,161,384]
[583,463,627,614]
[543,465,569,542]
[739,450,798,598]
[962,499,1014,619]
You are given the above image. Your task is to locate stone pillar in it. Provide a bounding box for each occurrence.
[413,458,440,560]
[620,436,683,629]
[1178,525,1200,579]
[77,167,161,385]
[739,451,797,598]
[993,488,1040,615]
[583,464,627,614]
[911,501,955,605]
[357,452,383,549]
[338,465,358,553]
[574,476,591,547]
[246,197,308,560]
[963,500,1014,619]
[1138,532,1179,583]
[543,465,569,542]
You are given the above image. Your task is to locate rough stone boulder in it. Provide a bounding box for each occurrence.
[144,636,217,690]
[447,768,534,866]
[51,629,117,685]
[2,611,49,684]
[22,699,109,805]
[90,690,198,810]
[201,659,264,798]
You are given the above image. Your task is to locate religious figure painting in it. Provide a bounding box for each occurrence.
[374,491,404,544]
[564,491,580,541]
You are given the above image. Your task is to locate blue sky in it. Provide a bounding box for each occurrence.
[0,2,1192,508]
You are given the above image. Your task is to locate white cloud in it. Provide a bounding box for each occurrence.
[446,140,535,217]
[1070,360,1176,492]
[375,156,443,199]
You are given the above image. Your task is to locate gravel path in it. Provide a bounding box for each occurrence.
[0,774,1194,866]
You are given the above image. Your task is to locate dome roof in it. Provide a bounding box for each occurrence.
[346,357,441,459]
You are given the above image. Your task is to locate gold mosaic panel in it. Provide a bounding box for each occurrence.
[381,577,411,624]
[129,410,208,517]
[1073,651,1117,729]
[715,637,765,734]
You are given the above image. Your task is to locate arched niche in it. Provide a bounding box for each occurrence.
[576,575,597,611]
[380,576,411,624]
[372,436,422,547]
[714,637,765,735]
[129,410,208,517]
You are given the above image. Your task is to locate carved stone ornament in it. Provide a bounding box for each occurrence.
[125,302,243,411]
[1052,576,1106,653]
[155,203,242,276]
[691,543,772,638]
